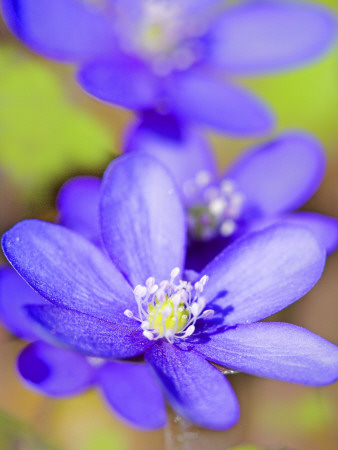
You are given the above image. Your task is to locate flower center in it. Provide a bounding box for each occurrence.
[124,268,213,343]
[114,0,207,75]
[183,171,245,241]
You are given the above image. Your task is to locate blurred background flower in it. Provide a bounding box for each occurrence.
[0,1,337,449]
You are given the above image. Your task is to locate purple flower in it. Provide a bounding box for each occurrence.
[0,180,166,430]
[125,117,338,269]
[2,154,338,430]
[2,0,336,134]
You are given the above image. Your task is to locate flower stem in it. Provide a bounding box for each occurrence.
[164,412,200,450]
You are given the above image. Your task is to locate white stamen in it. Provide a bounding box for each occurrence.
[87,357,105,368]
[198,297,206,310]
[195,170,211,187]
[172,293,182,307]
[127,269,213,344]
[209,198,227,216]
[220,220,236,237]
[160,280,169,289]
[165,329,175,343]
[141,321,150,330]
[156,289,166,302]
[204,186,219,202]
[194,281,203,294]
[170,267,180,280]
[191,303,200,317]
[200,275,209,286]
[202,310,214,319]
[184,174,244,241]
[134,285,147,298]
[221,180,235,194]
[162,305,172,318]
[143,330,155,340]
[146,276,156,288]
[150,284,159,294]
[184,325,195,337]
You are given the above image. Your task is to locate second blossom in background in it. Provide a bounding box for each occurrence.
[125,115,338,269]
[1,0,336,134]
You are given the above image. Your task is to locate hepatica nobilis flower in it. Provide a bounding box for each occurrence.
[2,0,336,135]
[2,154,338,430]
[125,119,338,270]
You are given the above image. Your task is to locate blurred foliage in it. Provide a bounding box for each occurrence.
[243,50,338,150]
[0,46,114,204]
[214,46,338,169]
[260,391,334,434]
[84,428,128,450]
[0,409,57,450]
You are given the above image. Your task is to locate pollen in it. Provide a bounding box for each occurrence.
[148,297,189,336]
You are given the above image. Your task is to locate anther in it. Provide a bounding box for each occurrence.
[150,284,158,294]
[195,171,211,187]
[198,297,206,310]
[202,310,214,319]
[221,179,235,194]
[143,330,155,340]
[134,285,147,298]
[141,321,150,330]
[146,276,155,288]
[165,329,175,343]
[200,275,209,286]
[160,280,169,289]
[194,281,203,294]
[220,220,236,237]
[209,198,227,216]
[124,310,134,318]
[184,325,195,337]
[191,303,200,317]
[172,293,182,307]
[162,305,172,318]
[170,267,180,279]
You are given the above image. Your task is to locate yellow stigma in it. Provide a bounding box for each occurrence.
[148,297,189,336]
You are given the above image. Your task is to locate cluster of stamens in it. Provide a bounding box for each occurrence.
[114,0,207,75]
[183,171,245,241]
[124,268,213,343]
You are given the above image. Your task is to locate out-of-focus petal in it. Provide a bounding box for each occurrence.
[0,267,45,340]
[100,154,186,286]
[57,176,101,246]
[201,224,325,326]
[285,212,338,254]
[1,0,116,61]
[208,0,336,74]
[17,341,95,396]
[195,322,338,386]
[166,70,274,134]
[1,220,133,324]
[145,341,240,430]
[124,112,217,189]
[99,361,167,430]
[26,305,151,359]
[226,133,326,216]
[78,57,160,110]
[247,213,338,255]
